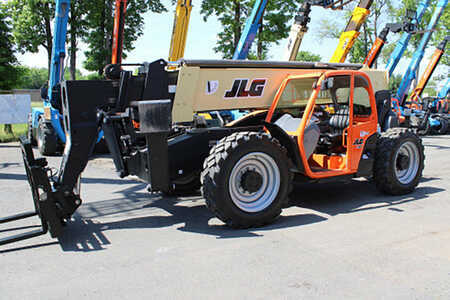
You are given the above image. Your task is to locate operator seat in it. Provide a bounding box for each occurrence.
[327,106,349,145]
[274,114,320,159]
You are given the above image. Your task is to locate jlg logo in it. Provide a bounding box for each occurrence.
[224,79,267,99]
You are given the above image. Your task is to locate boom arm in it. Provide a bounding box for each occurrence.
[385,0,430,77]
[408,36,449,103]
[47,0,70,101]
[111,0,128,65]
[168,0,193,62]
[329,0,373,63]
[232,0,268,60]
[363,11,417,68]
[394,0,448,106]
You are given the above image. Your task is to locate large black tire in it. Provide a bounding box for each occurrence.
[436,117,448,135]
[201,132,292,228]
[373,128,424,195]
[417,118,431,136]
[37,117,59,156]
[27,113,37,146]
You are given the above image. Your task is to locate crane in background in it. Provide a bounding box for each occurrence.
[329,0,373,63]
[393,0,448,108]
[168,0,193,62]
[363,10,417,68]
[284,0,354,61]
[385,0,431,77]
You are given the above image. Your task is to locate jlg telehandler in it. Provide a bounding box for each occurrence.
[0,59,424,245]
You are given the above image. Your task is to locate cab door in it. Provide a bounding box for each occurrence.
[347,73,378,171]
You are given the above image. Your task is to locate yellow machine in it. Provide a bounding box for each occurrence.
[329,0,373,63]
[168,0,193,62]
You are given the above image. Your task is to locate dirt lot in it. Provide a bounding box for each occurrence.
[1,136,449,299]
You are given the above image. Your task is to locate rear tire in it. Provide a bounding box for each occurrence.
[436,117,448,135]
[417,118,431,136]
[373,128,424,195]
[201,131,292,228]
[37,118,59,156]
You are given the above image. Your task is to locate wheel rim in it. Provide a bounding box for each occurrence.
[228,152,280,213]
[394,141,420,185]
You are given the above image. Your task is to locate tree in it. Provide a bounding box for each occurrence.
[389,74,403,91]
[0,3,23,135]
[9,0,90,80]
[296,51,322,62]
[68,1,88,80]
[17,67,48,89]
[9,0,55,73]
[82,0,166,75]
[200,0,301,59]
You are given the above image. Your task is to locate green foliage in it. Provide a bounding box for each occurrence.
[0,3,22,90]
[0,124,28,143]
[15,67,48,89]
[8,0,55,71]
[295,51,322,62]
[80,73,104,81]
[389,74,403,91]
[200,0,302,59]
[83,0,166,74]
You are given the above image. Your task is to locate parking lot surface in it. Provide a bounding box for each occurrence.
[1,136,449,299]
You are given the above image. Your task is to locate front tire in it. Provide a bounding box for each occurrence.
[201,132,292,228]
[373,128,424,195]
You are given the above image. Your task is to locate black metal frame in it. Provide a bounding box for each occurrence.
[0,138,57,245]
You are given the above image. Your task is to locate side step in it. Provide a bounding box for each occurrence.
[0,137,62,246]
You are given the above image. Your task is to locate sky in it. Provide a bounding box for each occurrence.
[17,1,448,91]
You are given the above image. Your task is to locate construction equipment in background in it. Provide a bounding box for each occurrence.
[435,78,450,113]
[284,0,354,61]
[405,36,450,135]
[393,0,448,109]
[329,0,373,63]
[27,0,70,156]
[29,0,127,154]
[385,0,431,77]
[111,0,128,65]
[408,36,449,108]
[232,0,268,59]
[363,10,417,68]
[0,57,425,246]
[168,0,193,62]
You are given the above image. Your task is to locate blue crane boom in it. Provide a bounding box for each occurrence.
[385,0,430,77]
[232,0,268,60]
[394,0,448,106]
[438,78,450,99]
[46,0,70,143]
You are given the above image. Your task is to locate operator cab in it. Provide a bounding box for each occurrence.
[267,71,377,178]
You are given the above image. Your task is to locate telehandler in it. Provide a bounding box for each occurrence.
[0,59,425,245]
